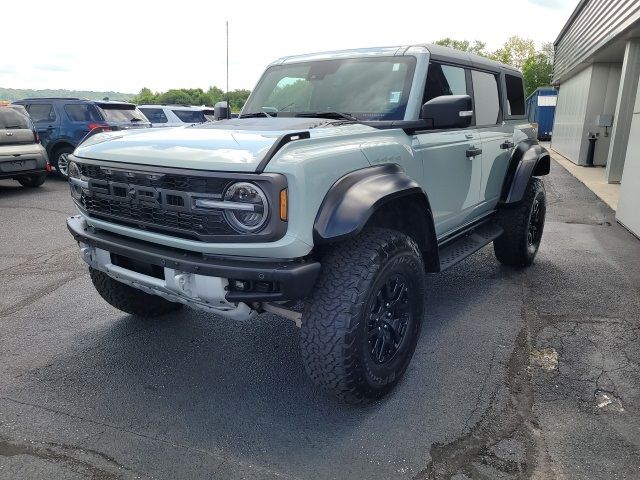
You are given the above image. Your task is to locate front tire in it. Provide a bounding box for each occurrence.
[300,228,425,403]
[17,173,47,188]
[90,267,183,317]
[493,177,546,267]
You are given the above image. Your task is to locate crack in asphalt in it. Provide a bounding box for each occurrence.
[0,436,138,480]
[0,396,298,480]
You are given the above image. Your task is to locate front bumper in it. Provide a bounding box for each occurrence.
[67,215,321,305]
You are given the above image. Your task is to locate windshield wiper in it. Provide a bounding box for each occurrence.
[130,118,143,122]
[239,112,270,119]
[4,125,22,129]
[295,111,358,121]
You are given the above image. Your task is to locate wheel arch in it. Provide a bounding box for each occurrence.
[501,140,550,205]
[48,140,76,160]
[312,164,439,271]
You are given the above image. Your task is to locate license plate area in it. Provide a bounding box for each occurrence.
[0,158,37,173]
[110,252,165,280]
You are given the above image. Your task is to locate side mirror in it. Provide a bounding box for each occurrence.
[214,101,230,121]
[420,95,473,130]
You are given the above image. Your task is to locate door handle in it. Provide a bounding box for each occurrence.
[500,140,514,150]
[466,146,482,158]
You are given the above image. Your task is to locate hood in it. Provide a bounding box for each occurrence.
[74,117,354,172]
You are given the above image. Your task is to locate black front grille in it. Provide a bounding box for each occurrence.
[79,164,229,193]
[76,163,237,240]
[81,197,235,239]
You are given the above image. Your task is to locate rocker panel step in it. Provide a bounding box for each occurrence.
[438,222,504,271]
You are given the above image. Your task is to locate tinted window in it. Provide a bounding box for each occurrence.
[471,71,500,125]
[97,104,146,123]
[140,108,168,123]
[505,74,525,116]
[172,110,206,123]
[425,63,467,102]
[65,104,101,122]
[0,107,30,129]
[27,103,56,123]
[201,109,216,121]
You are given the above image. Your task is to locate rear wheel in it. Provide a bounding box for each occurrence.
[90,267,183,317]
[300,228,425,403]
[17,173,47,188]
[53,146,74,179]
[493,177,546,267]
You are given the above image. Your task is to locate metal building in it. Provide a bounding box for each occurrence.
[552,0,640,237]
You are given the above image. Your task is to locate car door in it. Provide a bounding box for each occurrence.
[471,70,514,212]
[414,62,483,237]
[26,103,59,151]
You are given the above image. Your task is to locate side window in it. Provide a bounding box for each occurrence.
[505,74,525,116]
[424,63,467,103]
[65,104,101,122]
[471,71,500,125]
[140,108,168,123]
[27,103,56,124]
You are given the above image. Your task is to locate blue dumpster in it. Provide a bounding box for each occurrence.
[526,87,557,141]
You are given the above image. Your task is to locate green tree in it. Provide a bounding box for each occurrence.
[489,36,536,70]
[434,38,488,56]
[521,43,554,97]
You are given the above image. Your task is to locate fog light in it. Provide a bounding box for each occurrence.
[231,279,250,291]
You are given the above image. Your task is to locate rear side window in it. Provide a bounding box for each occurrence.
[471,71,500,125]
[27,103,56,123]
[65,104,101,122]
[172,110,206,123]
[0,108,31,129]
[97,104,146,123]
[425,63,468,102]
[140,108,168,123]
[505,74,525,116]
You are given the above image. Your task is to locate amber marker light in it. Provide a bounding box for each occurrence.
[280,189,288,221]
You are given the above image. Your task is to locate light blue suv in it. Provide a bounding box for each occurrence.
[66,44,549,403]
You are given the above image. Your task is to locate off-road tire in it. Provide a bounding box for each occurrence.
[17,173,47,188]
[89,267,183,317]
[300,228,425,403]
[493,177,546,267]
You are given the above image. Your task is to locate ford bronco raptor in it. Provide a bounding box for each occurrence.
[66,44,549,403]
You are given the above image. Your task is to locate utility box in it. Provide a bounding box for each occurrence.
[526,87,558,141]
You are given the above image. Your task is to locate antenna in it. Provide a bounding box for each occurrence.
[226,20,230,119]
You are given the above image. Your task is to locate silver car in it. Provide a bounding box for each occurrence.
[0,105,49,187]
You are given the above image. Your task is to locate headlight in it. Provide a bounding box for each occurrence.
[67,161,80,179]
[222,182,269,233]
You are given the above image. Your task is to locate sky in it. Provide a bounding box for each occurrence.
[3,0,579,94]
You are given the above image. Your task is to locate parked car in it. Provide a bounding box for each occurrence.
[66,44,549,403]
[0,104,50,187]
[138,105,217,127]
[12,98,151,178]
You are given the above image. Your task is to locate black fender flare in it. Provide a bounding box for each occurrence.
[501,140,550,204]
[313,164,437,253]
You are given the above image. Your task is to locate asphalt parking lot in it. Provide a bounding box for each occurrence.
[0,162,639,479]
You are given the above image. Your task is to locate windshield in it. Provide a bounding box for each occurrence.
[242,56,416,121]
[97,104,147,123]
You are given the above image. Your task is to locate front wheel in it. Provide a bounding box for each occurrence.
[493,177,546,267]
[300,228,425,403]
